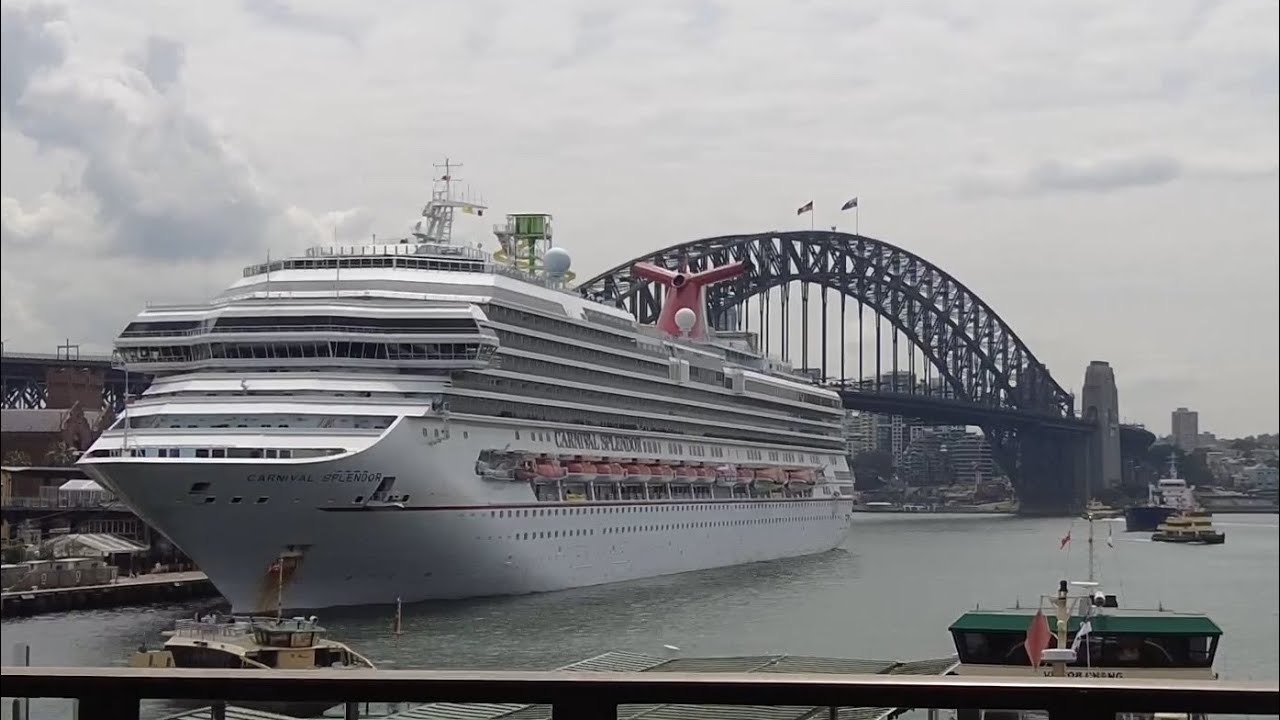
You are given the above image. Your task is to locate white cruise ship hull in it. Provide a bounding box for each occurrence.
[84,418,854,611]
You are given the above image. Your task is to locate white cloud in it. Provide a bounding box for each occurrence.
[1,0,1276,435]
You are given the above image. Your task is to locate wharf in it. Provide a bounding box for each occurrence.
[161,650,959,720]
[394,651,958,720]
[1,570,217,617]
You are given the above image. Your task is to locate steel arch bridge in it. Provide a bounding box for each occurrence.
[577,230,1093,513]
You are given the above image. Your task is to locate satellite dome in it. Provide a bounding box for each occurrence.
[674,307,697,334]
[544,246,572,275]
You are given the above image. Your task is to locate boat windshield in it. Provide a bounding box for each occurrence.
[951,630,1218,668]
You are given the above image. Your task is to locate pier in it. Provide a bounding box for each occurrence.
[0,570,216,617]
[2,661,1273,720]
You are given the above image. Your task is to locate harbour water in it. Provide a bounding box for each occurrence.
[3,513,1277,718]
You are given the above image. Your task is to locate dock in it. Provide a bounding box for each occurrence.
[162,650,959,720]
[1,570,217,617]
[384,650,960,720]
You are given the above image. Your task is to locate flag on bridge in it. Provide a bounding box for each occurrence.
[796,201,813,215]
[841,197,859,211]
[1060,530,1072,549]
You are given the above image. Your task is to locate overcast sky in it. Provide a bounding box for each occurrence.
[2,0,1277,437]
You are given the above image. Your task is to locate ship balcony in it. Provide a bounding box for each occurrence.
[2,666,1274,720]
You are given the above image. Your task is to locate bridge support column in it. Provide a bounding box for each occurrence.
[1081,361,1122,494]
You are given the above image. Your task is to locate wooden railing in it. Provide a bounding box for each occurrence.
[1,666,1276,720]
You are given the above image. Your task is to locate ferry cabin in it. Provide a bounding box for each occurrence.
[948,610,1222,679]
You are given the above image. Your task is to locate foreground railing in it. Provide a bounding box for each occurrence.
[1,666,1276,720]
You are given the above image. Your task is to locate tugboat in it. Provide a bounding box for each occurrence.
[948,516,1223,719]
[1124,456,1196,532]
[131,614,375,716]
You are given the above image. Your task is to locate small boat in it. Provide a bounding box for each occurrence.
[948,517,1223,720]
[565,461,597,480]
[1080,499,1122,520]
[132,614,374,716]
[1124,456,1196,532]
[1152,512,1225,545]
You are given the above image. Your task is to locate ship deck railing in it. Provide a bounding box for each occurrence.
[2,665,1275,720]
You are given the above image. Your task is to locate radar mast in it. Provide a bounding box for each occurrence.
[413,158,487,244]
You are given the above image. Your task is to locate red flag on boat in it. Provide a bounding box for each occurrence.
[1059,530,1071,550]
[1024,609,1052,668]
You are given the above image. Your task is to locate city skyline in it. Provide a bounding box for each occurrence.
[2,0,1277,437]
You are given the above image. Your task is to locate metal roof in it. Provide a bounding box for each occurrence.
[387,651,959,720]
[44,533,148,556]
[159,705,298,720]
[0,408,102,433]
[950,610,1223,636]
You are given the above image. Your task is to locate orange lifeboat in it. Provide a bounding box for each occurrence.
[755,467,784,482]
[656,465,675,480]
[786,469,815,484]
[535,461,565,479]
[605,462,626,480]
[566,462,597,480]
[736,467,755,483]
[674,465,694,481]
[623,463,650,479]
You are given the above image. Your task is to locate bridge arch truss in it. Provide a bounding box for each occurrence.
[578,231,1075,420]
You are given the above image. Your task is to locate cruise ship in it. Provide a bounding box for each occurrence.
[79,164,856,611]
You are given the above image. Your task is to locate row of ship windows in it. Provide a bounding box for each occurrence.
[515,430,729,459]
[120,414,393,430]
[121,316,480,337]
[242,255,485,277]
[489,514,834,541]
[117,341,491,364]
[88,447,344,459]
[485,501,828,518]
[455,396,844,450]
[493,353,836,426]
[490,312,839,409]
[190,493,402,505]
[486,306,661,358]
[459,375,826,436]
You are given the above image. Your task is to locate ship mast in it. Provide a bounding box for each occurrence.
[413,158,487,244]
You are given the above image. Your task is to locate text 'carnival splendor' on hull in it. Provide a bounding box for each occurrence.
[80,162,856,611]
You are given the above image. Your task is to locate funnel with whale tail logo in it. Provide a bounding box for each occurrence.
[631,260,746,340]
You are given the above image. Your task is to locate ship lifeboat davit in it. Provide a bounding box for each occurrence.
[603,462,626,481]
[623,463,650,479]
[674,465,695,481]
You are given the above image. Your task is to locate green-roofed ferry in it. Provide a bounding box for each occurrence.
[947,517,1222,720]
[949,600,1222,680]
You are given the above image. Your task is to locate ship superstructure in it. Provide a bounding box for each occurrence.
[80,162,855,611]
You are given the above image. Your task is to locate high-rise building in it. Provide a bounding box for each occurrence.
[842,411,879,456]
[1171,407,1199,450]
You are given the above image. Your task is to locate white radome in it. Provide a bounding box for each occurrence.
[674,307,697,334]
[543,246,572,275]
